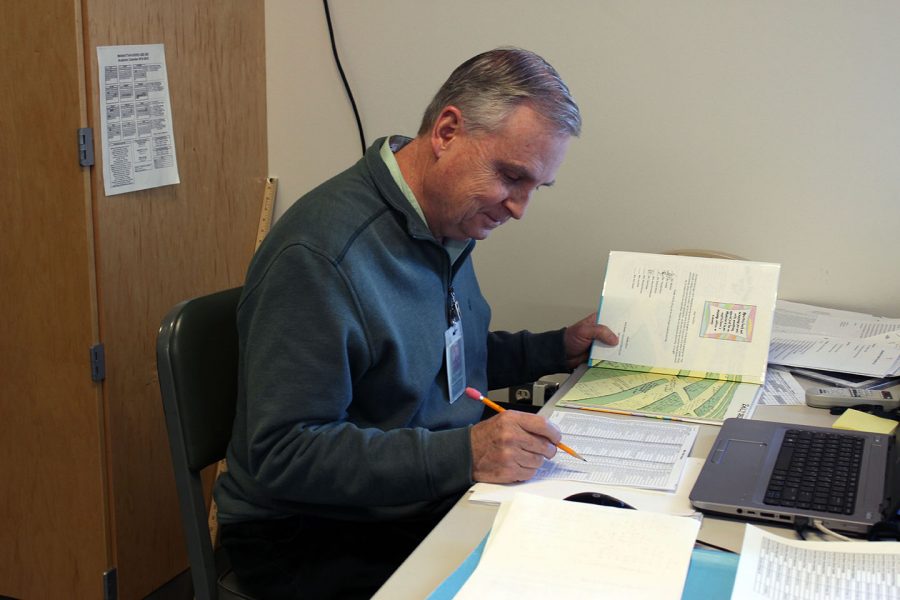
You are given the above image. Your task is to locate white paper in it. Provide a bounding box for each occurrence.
[768,331,900,378]
[756,366,806,406]
[97,44,180,196]
[731,525,900,599]
[455,493,700,600]
[513,411,699,492]
[768,300,900,377]
[774,299,900,339]
[591,252,781,384]
[469,456,704,517]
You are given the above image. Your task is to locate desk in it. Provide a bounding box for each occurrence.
[373,372,841,599]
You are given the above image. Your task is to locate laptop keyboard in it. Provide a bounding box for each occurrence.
[764,429,865,515]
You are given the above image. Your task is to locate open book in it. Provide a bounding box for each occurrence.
[557,251,780,424]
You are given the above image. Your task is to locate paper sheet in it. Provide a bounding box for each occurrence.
[97,44,180,196]
[525,411,698,491]
[774,299,900,339]
[731,525,900,599]
[756,366,806,406]
[454,493,700,600]
[768,300,900,377]
[469,456,704,517]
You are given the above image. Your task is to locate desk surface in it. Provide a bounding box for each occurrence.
[374,373,841,599]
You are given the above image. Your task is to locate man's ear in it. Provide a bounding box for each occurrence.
[430,106,464,157]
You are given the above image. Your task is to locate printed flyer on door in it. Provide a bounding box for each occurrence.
[97,44,180,196]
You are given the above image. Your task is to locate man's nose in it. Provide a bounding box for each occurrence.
[503,190,531,220]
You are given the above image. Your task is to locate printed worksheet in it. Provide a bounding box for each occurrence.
[521,411,699,492]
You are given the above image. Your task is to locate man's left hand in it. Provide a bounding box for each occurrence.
[563,312,618,370]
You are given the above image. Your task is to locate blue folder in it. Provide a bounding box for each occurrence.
[427,535,739,599]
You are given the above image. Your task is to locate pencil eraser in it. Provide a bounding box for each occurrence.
[464,387,482,400]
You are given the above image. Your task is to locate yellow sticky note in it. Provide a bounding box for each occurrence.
[833,409,898,435]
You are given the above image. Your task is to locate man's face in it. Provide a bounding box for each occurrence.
[421,104,571,241]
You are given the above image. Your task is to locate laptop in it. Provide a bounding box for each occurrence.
[690,418,899,535]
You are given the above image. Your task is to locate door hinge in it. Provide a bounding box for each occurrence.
[90,343,106,382]
[103,568,117,600]
[78,127,95,167]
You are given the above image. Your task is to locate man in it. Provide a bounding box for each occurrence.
[215,47,618,599]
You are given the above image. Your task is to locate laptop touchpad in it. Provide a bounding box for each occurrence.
[700,439,770,501]
[714,439,768,465]
[711,438,769,477]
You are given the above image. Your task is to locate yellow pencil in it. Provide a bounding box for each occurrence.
[464,387,588,462]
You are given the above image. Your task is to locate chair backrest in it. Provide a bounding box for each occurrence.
[156,286,242,600]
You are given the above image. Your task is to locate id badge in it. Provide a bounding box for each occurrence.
[444,321,466,403]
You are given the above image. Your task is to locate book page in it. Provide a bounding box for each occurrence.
[454,493,700,600]
[557,364,760,423]
[590,252,781,384]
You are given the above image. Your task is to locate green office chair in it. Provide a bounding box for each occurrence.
[156,287,255,600]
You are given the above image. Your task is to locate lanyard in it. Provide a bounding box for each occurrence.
[448,286,461,326]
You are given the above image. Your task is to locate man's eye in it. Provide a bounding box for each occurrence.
[502,172,520,183]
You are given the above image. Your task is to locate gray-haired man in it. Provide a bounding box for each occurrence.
[216,47,617,599]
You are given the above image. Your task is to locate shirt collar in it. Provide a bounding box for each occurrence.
[379,136,469,264]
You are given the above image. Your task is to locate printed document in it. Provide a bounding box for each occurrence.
[468,456,703,516]
[454,493,700,600]
[97,44,180,196]
[731,524,900,599]
[756,366,806,406]
[768,300,900,377]
[516,411,698,492]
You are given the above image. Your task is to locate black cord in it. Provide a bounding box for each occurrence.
[794,516,810,540]
[323,0,367,156]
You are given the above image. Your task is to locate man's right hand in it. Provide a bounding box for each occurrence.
[469,411,561,483]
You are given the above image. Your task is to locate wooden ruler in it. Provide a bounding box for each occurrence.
[255,177,277,250]
[207,176,278,547]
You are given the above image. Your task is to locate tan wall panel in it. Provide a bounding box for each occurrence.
[83,1,267,596]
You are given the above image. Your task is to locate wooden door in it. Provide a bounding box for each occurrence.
[0,2,110,598]
[83,1,267,597]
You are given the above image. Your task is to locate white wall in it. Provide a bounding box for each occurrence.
[267,1,900,332]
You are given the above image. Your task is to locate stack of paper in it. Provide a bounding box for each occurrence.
[768,300,900,378]
[453,493,701,599]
